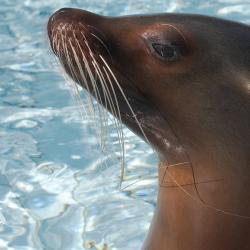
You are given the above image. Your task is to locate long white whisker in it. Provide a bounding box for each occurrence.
[62,31,89,120]
[100,55,152,147]
[68,37,99,129]
[83,35,126,186]
[73,36,107,147]
[92,60,126,186]
[90,32,113,62]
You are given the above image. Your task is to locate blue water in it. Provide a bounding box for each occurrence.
[0,0,249,249]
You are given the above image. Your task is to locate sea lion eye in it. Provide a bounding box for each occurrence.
[152,42,180,61]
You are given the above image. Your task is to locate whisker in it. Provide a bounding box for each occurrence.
[83,35,126,186]
[92,60,125,185]
[68,37,99,129]
[73,36,107,147]
[90,32,113,62]
[99,55,152,147]
[63,33,89,120]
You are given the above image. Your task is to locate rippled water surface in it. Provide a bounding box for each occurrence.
[0,0,249,249]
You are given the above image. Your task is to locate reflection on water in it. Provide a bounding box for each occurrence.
[0,0,249,249]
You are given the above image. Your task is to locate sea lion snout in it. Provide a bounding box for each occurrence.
[48,8,101,31]
[47,8,105,50]
[47,8,113,88]
[47,8,75,38]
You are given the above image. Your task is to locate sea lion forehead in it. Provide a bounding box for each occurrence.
[116,13,243,46]
[114,13,216,31]
[140,23,191,49]
[140,22,185,37]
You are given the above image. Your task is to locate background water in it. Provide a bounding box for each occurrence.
[0,0,249,249]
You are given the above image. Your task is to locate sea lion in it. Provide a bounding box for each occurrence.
[47,8,250,250]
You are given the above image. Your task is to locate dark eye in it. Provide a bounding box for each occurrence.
[152,42,180,61]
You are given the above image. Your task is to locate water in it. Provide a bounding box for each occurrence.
[0,0,249,249]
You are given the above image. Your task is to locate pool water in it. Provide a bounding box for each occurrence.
[0,0,249,249]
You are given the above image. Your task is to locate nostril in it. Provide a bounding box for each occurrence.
[50,8,72,23]
[58,7,69,12]
[47,8,73,38]
[47,7,103,43]
[55,8,72,15]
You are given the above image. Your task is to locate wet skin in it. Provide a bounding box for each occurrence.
[48,8,250,250]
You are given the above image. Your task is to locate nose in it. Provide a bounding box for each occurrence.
[47,8,103,39]
[47,8,73,38]
[48,8,73,24]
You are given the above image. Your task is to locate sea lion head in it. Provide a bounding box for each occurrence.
[48,8,250,216]
[48,9,250,163]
